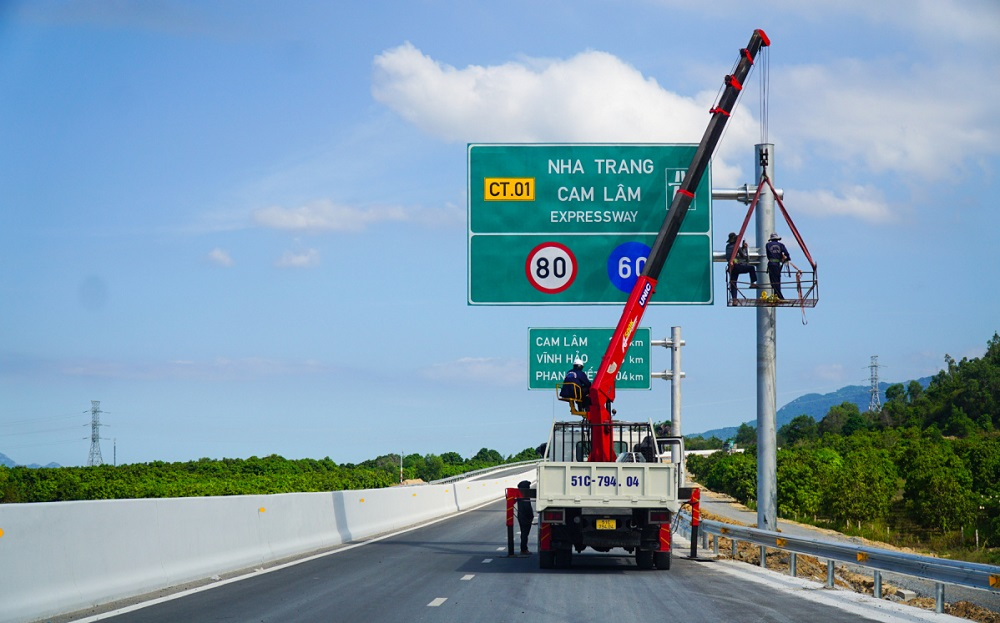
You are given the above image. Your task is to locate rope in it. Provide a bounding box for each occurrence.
[762,175,816,270]
[784,260,809,325]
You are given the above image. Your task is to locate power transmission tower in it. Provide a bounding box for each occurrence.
[87,400,108,466]
[868,356,883,413]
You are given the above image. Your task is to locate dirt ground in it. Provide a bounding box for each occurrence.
[700,508,1000,623]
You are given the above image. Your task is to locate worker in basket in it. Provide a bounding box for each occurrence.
[726,232,758,300]
[560,357,592,411]
[765,232,791,300]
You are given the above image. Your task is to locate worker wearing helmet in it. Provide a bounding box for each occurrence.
[765,232,791,300]
[725,232,758,301]
[559,357,592,410]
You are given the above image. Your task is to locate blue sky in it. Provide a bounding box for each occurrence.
[1,1,998,467]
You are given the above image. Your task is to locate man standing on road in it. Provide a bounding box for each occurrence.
[516,480,534,555]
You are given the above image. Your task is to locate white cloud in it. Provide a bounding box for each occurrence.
[792,185,893,223]
[776,60,997,181]
[253,199,463,233]
[647,0,1000,45]
[207,248,234,267]
[61,357,330,381]
[812,363,846,383]
[255,200,406,232]
[420,357,524,387]
[372,34,999,218]
[276,248,320,268]
[372,42,757,185]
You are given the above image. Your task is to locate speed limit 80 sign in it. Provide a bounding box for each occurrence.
[525,242,577,293]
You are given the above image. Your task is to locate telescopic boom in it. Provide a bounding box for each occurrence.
[587,29,770,462]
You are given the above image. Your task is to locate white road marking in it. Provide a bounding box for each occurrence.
[428,597,447,607]
[496,546,505,551]
[461,574,475,581]
[482,558,493,563]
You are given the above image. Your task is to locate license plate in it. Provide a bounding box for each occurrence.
[596,519,616,530]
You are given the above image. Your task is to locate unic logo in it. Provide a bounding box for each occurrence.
[637,282,653,307]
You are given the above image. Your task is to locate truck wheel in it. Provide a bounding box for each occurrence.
[636,549,654,570]
[554,548,572,568]
[539,551,555,569]
[655,550,671,570]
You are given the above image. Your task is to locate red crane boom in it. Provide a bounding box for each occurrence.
[587,29,770,462]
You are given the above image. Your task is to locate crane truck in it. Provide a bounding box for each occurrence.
[535,29,770,570]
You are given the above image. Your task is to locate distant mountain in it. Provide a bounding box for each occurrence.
[692,377,933,441]
[0,452,62,469]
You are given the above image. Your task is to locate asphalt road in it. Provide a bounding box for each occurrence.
[67,499,956,623]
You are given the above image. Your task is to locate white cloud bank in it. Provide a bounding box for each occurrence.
[253,199,464,234]
[207,248,234,267]
[420,357,524,387]
[276,248,320,268]
[371,34,999,223]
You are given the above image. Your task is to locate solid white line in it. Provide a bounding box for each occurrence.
[65,496,508,622]
[703,555,959,623]
[461,574,475,581]
[427,598,447,607]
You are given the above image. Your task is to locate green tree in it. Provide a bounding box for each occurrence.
[471,448,503,464]
[826,446,897,524]
[778,415,818,446]
[704,452,757,504]
[421,454,445,481]
[819,402,861,436]
[899,436,977,532]
[734,422,756,446]
[440,452,464,465]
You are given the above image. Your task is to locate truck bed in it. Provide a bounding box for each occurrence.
[536,461,681,512]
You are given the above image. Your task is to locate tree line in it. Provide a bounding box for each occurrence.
[0,447,539,504]
[687,332,1000,560]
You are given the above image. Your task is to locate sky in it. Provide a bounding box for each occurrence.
[1,0,998,468]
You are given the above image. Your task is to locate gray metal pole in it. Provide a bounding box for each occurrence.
[651,328,685,477]
[755,143,778,531]
[669,326,682,469]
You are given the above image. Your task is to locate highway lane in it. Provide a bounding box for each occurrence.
[69,499,945,623]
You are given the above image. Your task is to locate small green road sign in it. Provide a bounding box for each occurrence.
[529,327,651,390]
[468,144,712,305]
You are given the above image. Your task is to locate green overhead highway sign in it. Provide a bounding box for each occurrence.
[528,327,651,391]
[468,144,713,305]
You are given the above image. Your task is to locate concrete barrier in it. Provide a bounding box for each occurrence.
[0,469,535,623]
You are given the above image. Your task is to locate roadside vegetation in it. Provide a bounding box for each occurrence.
[687,332,1000,565]
[0,447,539,504]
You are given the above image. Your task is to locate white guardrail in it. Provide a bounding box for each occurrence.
[675,513,1000,613]
[0,465,537,623]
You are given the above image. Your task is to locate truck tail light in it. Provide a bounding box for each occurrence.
[542,509,565,524]
[648,510,671,524]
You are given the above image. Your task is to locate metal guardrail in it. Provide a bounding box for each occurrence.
[676,513,1000,613]
[429,460,541,485]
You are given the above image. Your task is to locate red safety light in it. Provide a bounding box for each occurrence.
[542,510,566,524]
[648,510,671,524]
